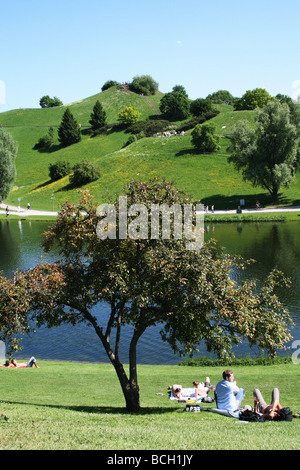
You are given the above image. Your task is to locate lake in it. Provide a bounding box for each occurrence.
[1,219,299,364]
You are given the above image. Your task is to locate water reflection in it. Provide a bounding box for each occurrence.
[0,220,299,364]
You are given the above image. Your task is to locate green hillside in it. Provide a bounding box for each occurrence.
[1,87,300,212]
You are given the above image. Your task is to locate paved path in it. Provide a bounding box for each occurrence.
[1,203,300,218]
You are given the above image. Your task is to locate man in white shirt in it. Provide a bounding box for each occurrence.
[215,370,245,411]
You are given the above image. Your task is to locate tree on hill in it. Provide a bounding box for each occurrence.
[129,75,159,96]
[228,101,300,203]
[101,80,118,91]
[118,106,141,125]
[0,128,18,200]
[0,180,294,412]
[190,98,214,117]
[234,88,273,110]
[191,123,220,153]
[159,92,190,121]
[58,108,81,147]
[39,95,63,108]
[89,100,107,132]
[206,90,234,105]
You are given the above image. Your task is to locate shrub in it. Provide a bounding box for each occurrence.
[191,123,220,153]
[33,127,55,150]
[49,160,71,181]
[70,160,100,187]
[101,80,118,91]
[118,106,141,125]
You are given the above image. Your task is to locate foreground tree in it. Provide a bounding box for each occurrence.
[0,180,294,411]
[228,101,300,203]
[0,128,18,199]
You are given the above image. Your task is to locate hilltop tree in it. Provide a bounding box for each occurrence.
[58,108,81,147]
[0,180,294,412]
[228,101,300,203]
[0,128,18,199]
[234,88,273,110]
[89,100,107,132]
[39,95,63,108]
[129,75,158,96]
[206,90,234,105]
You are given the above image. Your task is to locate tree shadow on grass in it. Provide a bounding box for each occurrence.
[4,400,179,415]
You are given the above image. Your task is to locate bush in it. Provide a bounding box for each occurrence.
[127,120,171,137]
[101,80,118,92]
[118,106,141,125]
[49,160,71,181]
[70,160,100,187]
[33,127,55,150]
[122,134,137,148]
[191,123,220,153]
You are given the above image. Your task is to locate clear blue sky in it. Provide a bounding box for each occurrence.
[1,0,300,112]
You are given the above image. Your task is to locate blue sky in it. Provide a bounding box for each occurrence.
[1,0,300,112]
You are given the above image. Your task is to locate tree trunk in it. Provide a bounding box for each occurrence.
[112,358,141,412]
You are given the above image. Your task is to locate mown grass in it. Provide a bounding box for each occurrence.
[0,361,299,450]
[2,88,300,213]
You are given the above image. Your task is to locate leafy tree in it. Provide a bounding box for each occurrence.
[101,80,118,91]
[39,95,63,108]
[191,123,220,153]
[129,75,158,96]
[0,128,18,199]
[0,180,294,412]
[172,85,188,97]
[89,100,107,132]
[118,106,141,125]
[58,108,81,147]
[206,90,234,105]
[190,98,214,117]
[49,160,71,181]
[70,160,100,187]
[228,101,300,202]
[234,88,273,110]
[159,92,190,121]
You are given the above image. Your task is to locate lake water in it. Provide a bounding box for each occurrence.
[1,219,299,364]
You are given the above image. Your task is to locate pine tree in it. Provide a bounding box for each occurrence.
[89,100,107,131]
[58,108,81,147]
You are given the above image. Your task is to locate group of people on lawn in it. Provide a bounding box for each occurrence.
[171,369,286,421]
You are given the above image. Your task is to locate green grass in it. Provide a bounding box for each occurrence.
[0,361,299,450]
[2,88,300,213]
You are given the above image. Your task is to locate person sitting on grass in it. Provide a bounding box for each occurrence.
[215,369,245,412]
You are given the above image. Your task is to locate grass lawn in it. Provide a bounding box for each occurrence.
[0,361,299,450]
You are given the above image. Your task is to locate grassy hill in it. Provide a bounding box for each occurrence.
[1,87,300,212]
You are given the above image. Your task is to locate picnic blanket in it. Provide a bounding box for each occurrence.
[169,388,206,401]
